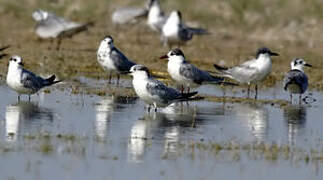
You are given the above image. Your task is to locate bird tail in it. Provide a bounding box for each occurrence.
[177,91,198,99]
[216,81,239,86]
[70,21,94,34]
[213,64,229,71]
[58,22,94,38]
[187,27,209,35]
[44,75,61,86]
[206,73,237,86]
[213,64,232,76]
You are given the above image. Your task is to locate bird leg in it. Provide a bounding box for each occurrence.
[247,85,250,98]
[117,74,120,85]
[56,38,62,51]
[108,72,112,84]
[48,38,54,50]
[181,85,184,94]
[147,105,151,113]
[299,94,302,105]
[255,84,258,99]
[153,103,157,112]
[28,95,31,102]
[18,95,21,102]
[290,93,293,104]
[187,87,190,93]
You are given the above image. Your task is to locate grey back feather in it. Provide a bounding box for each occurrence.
[180,63,223,84]
[283,69,308,93]
[146,79,180,103]
[112,8,148,24]
[36,12,82,38]
[110,48,136,73]
[21,69,46,91]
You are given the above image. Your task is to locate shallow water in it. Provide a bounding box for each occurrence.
[0,78,323,180]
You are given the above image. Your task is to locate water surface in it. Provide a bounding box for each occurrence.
[0,79,322,180]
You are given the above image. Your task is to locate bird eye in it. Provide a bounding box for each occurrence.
[170,52,174,56]
[13,59,16,62]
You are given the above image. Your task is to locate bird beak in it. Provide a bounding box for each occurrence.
[159,55,168,59]
[269,52,279,56]
[18,62,24,66]
[305,63,312,67]
[124,71,132,75]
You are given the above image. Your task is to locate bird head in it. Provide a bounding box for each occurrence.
[168,10,182,24]
[9,55,24,68]
[160,48,185,63]
[32,10,49,22]
[256,47,279,59]
[100,36,114,50]
[291,58,312,71]
[129,65,150,77]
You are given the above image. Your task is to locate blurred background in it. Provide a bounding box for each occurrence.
[0,0,322,88]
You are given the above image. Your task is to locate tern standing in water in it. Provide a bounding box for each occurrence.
[283,58,312,104]
[6,55,61,101]
[97,36,136,84]
[214,47,279,99]
[128,65,197,112]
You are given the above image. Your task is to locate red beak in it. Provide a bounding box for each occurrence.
[159,55,168,59]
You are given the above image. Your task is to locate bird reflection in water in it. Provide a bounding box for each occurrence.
[233,103,269,141]
[283,105,306,145]
[128,102,200,162]
[94,96,138,139]
[5,101,53,142]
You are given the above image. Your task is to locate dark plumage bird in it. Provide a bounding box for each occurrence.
[283,58,312,104]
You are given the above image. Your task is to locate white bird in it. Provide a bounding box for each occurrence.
[160,48,235,93]
[161,10,208,48]
[283,58,312,104]
[0,45,10,59]
[128,64,198,112]
[6,55,61,101]
[147,0,166,32]
[32,9,93,50]
[97,36,137,84]
[213,47,279,99]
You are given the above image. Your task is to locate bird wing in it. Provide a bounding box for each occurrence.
[112,8,148,24]
[225,58,260,81]
[21,69,44,91]
[180,63,222,84]
[110,48,136,73]
[146,79,180,102]
[50,13,81,29]
[283,70,308,92]
[178,25,193,41]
